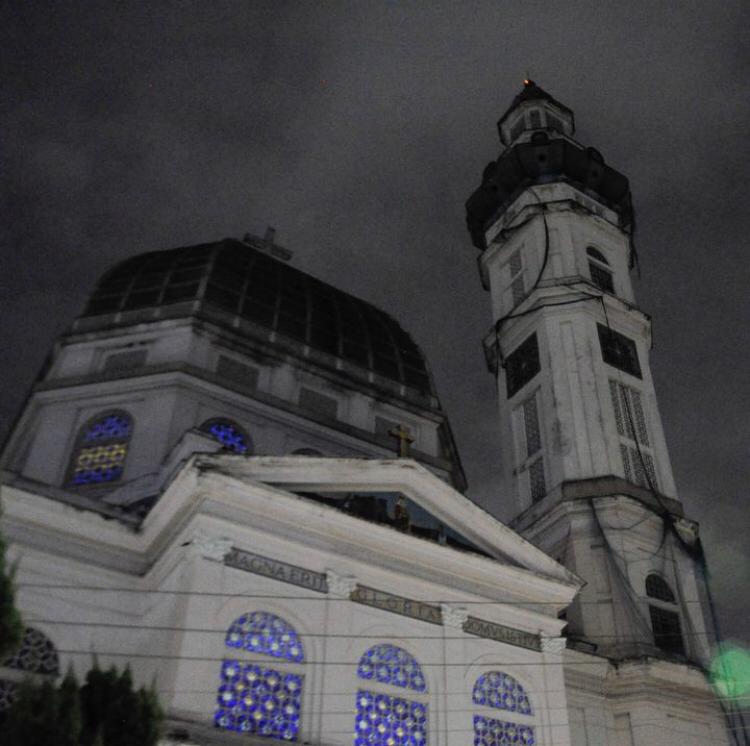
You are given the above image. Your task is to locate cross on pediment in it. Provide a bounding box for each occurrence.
[388,424,415,458]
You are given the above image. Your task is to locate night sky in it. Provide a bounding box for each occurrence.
[2,2,748,644]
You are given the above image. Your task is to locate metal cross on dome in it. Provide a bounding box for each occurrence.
[242,226,294,261]
[388,424,415,458]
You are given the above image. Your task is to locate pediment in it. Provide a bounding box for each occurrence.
[184,455,580,591]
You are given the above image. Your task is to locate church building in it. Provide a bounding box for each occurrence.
[0,82,735,745]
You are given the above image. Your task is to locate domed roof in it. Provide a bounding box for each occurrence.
[79,237,434,396]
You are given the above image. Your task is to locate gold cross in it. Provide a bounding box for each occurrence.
[388,424,415,458]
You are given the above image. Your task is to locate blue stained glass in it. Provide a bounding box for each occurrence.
[225,612,304,663]
[207,421,249,453]
[357,645,426,692]
[472,672,532,715]
[473,715,535,746]
[70,413,132,485]
[215,660,302,741]
[82,414,132,441]
[355,689,427,746]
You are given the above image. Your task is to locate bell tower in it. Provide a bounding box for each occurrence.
[465,81,719,668]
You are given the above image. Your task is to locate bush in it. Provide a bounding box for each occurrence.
[0,515,24,661]
[0,664,162,746]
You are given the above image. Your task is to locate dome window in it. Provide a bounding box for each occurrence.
[67,410,133,486]
[201,419,251,454]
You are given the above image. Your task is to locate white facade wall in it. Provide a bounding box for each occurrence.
[1,457,576,746]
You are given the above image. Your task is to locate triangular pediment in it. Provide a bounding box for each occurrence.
[186,455,580,590]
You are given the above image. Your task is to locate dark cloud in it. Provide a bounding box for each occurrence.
[2,1,748,643]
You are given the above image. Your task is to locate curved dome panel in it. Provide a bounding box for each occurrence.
[81,238,434,395]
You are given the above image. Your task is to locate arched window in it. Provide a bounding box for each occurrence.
[472,671,536,746]
[67,411,132,486]
[0,627,60,714]
[645,574,685,656]
[586,246,614,293]
[201,419,251,454]
[355,644,428,746]
[586,247,609,265]
[214,612,304,740]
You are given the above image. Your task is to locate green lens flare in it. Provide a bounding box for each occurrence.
[710,644,750,699]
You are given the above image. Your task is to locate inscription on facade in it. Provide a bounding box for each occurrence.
[351,585,443,626]
[224,547,329,593]
[463,616,541,652]
[224,549,541,649]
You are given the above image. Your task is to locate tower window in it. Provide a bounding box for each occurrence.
[505,333,540,398]
[609,380,658,489]
[510,117,525,142]
[67,411,132,486]
[201,419,251,454]
[547,112,564,133]
[529,109,542,129]
[586,247,608,264]
[597,325,641,378]
[508,250,525,306]
[645,575,685,657]
[587,247,614,293]
[516,393,546,504]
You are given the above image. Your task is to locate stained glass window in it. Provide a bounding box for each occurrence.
[214,660,302,740]
[474,715,536,746]
[473,672,535,746]
[355,645,427,746]
[215,613,304,741]
[357,644,426,692]
[355,689,427,746]
[225,612,304,662]
[473,672,532,714]
[201,419,250,454]
[68,412,132,486]
[0,627,59,714]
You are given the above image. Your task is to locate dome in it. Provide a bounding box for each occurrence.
[78,237,435,396]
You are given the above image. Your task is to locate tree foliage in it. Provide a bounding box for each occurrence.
[0,664,162,746]
[0,510,24,661]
